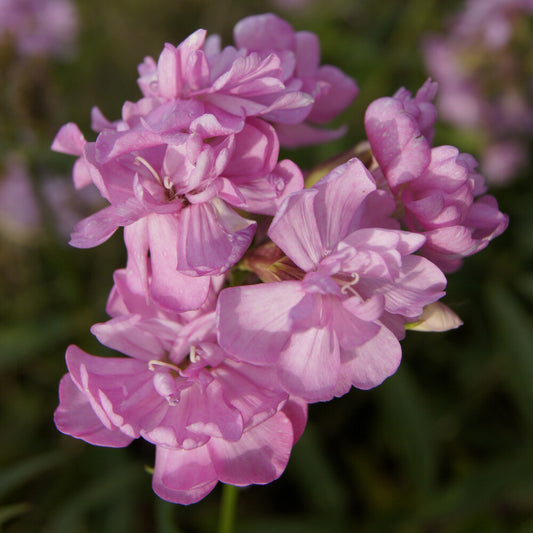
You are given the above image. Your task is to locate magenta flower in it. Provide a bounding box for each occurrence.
[218,159,446,402]
[365,82,509,272]
[233,13,359,147]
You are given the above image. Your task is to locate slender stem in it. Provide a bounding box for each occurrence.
[218,484,239,533]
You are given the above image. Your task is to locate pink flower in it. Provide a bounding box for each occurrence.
[365,82,509,272]
[55,274,307,504]
[218,159,446,402]
[152,397,306,504]
[233,13,359,147]
[136,28,314,129]
[52,104,303,283]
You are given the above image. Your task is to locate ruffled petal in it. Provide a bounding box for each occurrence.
[339,324,402,391]
[54,374,133,448]
[277,323,340,402]
[147,214,211,312]
[69,200,146,248]
[51,123,86,156]
[209,411,294,485]
[365,97,431,189]
[217,281,306,365]
[152,445,218,505]
[268,188,324,271]
[176,199,256,276]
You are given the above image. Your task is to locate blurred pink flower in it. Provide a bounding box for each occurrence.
[0,0,77,58]
[423,0,533,183]
[0,156,40,242]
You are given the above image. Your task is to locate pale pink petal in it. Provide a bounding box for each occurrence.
[72,157,92,189]
[365,97,431,189]
[340,325,402,391]
[294,31,320,77]
[213,361,287,431]
[152,445,218,505]
[268,188,324,271]
[217,282,306,365]
[54,375,133,448]
[186,380,244,442]
[234,13,296,51]
[223,118,278,178]
[275,121,348,148]
[277,323,340,402]
[209,411,294,485]
[91,315,182,361]
[306,65,359,123]
[176,199,256,276]
[51,123,86,156]
[313,158,377,249]
[69,200,146,248]
[222,159,304,215]
[281,396,308,443]
[147,214,211,312]
[65,345,164,439]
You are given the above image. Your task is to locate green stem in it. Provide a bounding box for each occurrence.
[218,484,239,533]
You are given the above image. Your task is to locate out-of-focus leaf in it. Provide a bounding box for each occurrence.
[0,502,31,528]
[156,499,183,533]
[486,282,533,430]
[0,317,74,370]
[42,463,143,533]
[237,517,352,533]
[515,274,533,307]
[0,451,63,500]
[289,424,347,516]
[407,444,533,528]
[376,367,436,493]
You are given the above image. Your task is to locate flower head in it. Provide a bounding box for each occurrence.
[218,159,446,401]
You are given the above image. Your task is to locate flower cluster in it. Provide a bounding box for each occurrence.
[53,14,508,505]
[423,0,533,184]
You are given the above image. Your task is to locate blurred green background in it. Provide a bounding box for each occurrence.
[1,0,532,531]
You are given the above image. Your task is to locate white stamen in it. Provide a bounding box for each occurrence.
[189,345,201,363]
[135,156,164,187]
[340,272,360,296]
[148,359,180,372]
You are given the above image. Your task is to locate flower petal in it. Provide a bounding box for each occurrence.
[54,374,133,448]
[152,445,218,505]
[209,411,294,486]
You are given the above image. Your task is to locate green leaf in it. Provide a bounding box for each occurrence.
[486,282,533,431]
[0,502,31,528]
[289,425,347,516]
[376,367,436,493]
[0,451,63,500]
[407,445,533,529]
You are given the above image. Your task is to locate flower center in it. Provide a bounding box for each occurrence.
[333,271,360,297]
[134,156,178,201]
